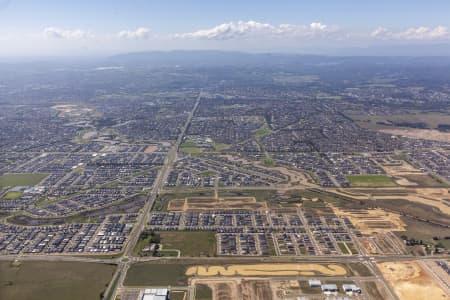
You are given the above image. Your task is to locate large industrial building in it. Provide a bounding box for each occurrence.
[141,288,169,300]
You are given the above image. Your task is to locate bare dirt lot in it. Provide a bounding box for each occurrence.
[380,160,446,187]
[52,104,93,117]
[168,197,268,211]
[378,261,449,300]
[144,144,158,153]
[332,206,406,234]
[186,263,347,277]
[380,128,450,142]
[381,160,423,176]
[193,278,274,300]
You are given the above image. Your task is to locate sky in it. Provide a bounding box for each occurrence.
[1,0,450,57]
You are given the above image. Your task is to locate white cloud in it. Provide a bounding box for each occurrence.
[117,27,151,39]
[370,27,390,38]
[174,20,337,40]
[43,27,93,39]
[310,22,328,31]
[175,20,273,40]
[371,25,449,40]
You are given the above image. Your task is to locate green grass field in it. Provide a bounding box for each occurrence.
[180,141,203,154]
[0,173,49,188]
[180,147,203,154]
[159,231,216,257]
[124,263,190,286]
[0,261,116,300]
[213,143,231,151]
[255,124,272,138]
[3,191,23,200]
[346,175,397,187]
[261,157,276,167]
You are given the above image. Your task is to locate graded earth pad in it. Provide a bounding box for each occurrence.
[380,161,425,186]
[378,261,449,300]
[168,197,268,211]
[380,160,423,176]
[144,144,159,153]
[193,278,274,300]
[185,263,347,277]
[331,206,406,234]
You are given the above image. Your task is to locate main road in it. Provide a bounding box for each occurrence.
[108,90,202,300]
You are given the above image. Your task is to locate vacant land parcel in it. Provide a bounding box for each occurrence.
[158,231,216,257]
[346,175,397,187]
[0,173,48,188]
[378,261,449,300]
[0,261,116,300]
[168,196,268,211]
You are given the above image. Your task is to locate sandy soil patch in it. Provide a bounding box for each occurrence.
[395,178,418,186]
[168,197,268,211]
[381,161,423,176]
[381,128,450,142]
[144,145,158,153]
[52,104,93,117]
[241,280,273,300]
[359,238,379,254]
[186,263,347,277]
[378,261,449,300]
[52,104,80,113]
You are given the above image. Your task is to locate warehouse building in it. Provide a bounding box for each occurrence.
[142,288,169,300]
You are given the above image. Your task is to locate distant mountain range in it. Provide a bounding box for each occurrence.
[108,48,450,68]
[1,46,450,69]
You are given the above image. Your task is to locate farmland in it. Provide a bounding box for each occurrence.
[0,261,116,300]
